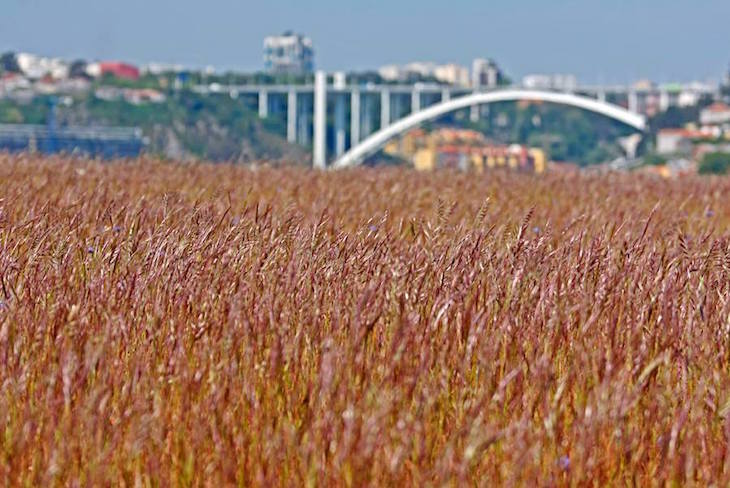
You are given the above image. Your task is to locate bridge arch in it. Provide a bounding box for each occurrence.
[332,89,646,168]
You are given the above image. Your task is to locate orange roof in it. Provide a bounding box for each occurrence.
[658,128,709,139]
[434,128,483,138]
[437,144,472,154]
[704,102,730,113]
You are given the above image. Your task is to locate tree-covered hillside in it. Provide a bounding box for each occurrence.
[0,85,308,163]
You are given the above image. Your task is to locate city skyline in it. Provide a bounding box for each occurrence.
[2,0,729,83]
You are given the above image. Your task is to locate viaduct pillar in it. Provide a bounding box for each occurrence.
[258,89,268,118]
[380,89,391,129]
[287,90,297,143]
[350,90,361,147]
[334,72,347,157]
[313,71,327,169]
[411,89,421,113]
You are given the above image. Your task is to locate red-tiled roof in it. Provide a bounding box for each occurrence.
[658,128,709,138]
[705,102,730,113]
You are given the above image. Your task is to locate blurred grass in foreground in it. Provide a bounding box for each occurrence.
[1,155,730,485]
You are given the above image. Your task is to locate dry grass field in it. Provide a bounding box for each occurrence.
[2,154,730,485]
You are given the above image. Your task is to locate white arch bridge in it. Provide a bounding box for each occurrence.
[198,71,648,168]
[333,89,646,169]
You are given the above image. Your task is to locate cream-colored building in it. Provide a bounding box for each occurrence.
[392,127,546,173]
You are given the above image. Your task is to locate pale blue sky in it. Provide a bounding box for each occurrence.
[2,0,728,83]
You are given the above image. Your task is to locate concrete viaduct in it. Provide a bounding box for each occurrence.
[194,71,647,168]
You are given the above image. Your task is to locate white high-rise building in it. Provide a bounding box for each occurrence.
[471,59,502,89]
[263,32,314,75]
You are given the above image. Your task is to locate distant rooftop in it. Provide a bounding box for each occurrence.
[704,102,730,113]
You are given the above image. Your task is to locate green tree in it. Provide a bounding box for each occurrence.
[698,152,730,175]
[643,153,667,166]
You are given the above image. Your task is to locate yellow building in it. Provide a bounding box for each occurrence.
[413,148,436,171]
[383,140,400,156]
[529,149,546,174]
[387,127,547,173]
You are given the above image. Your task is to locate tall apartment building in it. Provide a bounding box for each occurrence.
[471,59,502,89]
[263,32,314,75]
